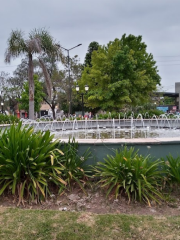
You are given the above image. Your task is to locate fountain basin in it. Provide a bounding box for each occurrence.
[60,137,180,165]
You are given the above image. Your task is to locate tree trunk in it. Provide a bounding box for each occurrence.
[52,104,56,120]
[28,53,34,120]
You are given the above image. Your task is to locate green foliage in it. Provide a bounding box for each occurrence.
[0,122,65,204]
[84,41,100,67]
[164,96,175,105]
[96,109,164,120]
[0,114,19,124]
[94,147,164,205]
[120,34,161,85]
[144,109,164,118]
[80,35,161,111]
[19,74,45,112]
[162,154,180,185]
[57,138,92,193]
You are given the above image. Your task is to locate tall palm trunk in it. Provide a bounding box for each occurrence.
[28,53,34,120]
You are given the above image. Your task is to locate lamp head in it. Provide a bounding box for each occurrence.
[76,85,80,92]
[85,85,89,91]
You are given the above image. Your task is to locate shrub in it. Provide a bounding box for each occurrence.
[162,154,180,185]
[0,114,19,124]
[111,112,119,119]
[0,122,65,205]
[147,109,164,118]
[57,138,92,194]
[94,146,164,206]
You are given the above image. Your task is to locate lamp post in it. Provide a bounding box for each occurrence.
[61,44,82,116]
[1,102,4,114]
[0,91,4,114]
[76,85,89,117]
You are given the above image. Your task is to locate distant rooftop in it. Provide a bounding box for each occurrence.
[163,92,179,97]
[154,92,179,97]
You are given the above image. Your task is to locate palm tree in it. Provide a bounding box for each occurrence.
[5,28,63,119]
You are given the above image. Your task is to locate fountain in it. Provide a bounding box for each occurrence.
[20,113,180,140]
[18,113,180,163]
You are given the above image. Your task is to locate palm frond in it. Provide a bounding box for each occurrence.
[5,30,27,63]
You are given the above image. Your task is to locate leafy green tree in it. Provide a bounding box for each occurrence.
[5,29,63,119]
[120,34,161,86]
[19,75,45,113]
[80,35,161,111]
[84,41,100,67]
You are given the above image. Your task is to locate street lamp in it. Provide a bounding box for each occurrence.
[61,44,82,116]
[0,91,4,114]
[76,85,89,117]
[1,102,4,114]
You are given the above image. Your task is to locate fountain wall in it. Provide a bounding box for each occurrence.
[66,138,180,165]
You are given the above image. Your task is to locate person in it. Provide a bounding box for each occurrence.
[89,112,92,119]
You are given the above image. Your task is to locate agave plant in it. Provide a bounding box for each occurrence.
[0,122,66,205]
[57,138,92,194]
[94,146,164,206]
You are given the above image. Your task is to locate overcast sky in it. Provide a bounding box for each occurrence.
[0,0,180,92]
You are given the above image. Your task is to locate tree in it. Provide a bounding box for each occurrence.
[33,53,65,119]
[79,35,161,111]
[41,68,64,120]
[19,75,45,113]
[5,28,63,119]
[39,54,83,118]
[120,34,161,86]
[0,72,11,113]
[0,71,10,93]
[84,41,100,67]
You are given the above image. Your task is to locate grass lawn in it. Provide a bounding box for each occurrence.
[0,207,180,240]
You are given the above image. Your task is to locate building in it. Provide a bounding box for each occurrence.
[155,82,180,113]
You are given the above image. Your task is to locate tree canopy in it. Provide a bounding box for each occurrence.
[79,34,161,111]
[84,41,100,67]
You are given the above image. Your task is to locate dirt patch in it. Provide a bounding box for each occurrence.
[0,186,180,216]
[77,212,95,226]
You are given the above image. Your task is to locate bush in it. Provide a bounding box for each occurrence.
[94,146,164,205]
[111,112,119,119]
[57,138,92,194]
[0,122,65,205]
[147,109,164,118]
[0,114,19,124]
[162,154,180,185]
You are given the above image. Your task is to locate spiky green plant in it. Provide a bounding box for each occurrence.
[162,154,180,185]
[94,146,164,206]
[57,138,92,194]
[0,122,66,205]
